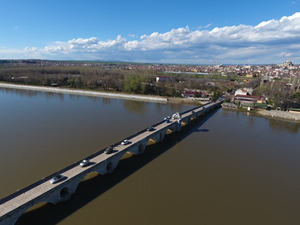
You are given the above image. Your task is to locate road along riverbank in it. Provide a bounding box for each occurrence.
[0,83,168,103]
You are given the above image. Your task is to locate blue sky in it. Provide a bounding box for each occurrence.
[0,0,300,64]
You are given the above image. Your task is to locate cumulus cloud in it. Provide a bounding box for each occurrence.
[68,37,99,45]
[24,47,38,52]
[1,12,300,64]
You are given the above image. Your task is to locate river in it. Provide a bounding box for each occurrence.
[1,87,300,225]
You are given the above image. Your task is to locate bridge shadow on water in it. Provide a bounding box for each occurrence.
[16,108,220,225]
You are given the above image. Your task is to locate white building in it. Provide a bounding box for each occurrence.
[156,76,170,82]
[234,88,253,96]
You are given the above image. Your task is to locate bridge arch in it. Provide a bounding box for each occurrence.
[183,116,191,125]
[166,127,175,134]
[81,171,100,181]
[13,200,55,225]
[60,187,69,198]
[148,137,159,144]
[106,161,113,171]
[148,131,165,144]
[128,142,146,155]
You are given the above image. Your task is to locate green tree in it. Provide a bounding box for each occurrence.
[67,78,76,87]
[212,90,221,100]
[124,74,142,93]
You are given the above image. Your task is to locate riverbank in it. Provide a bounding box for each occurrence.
[0,82,171,103]
[221,103,300,123]
[0,82,203,105]
[256,109,300,122]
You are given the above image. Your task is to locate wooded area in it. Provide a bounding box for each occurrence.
[0,66,230,98]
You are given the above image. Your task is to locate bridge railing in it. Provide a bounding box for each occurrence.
[111,119,166,146]
[180,102,211,115]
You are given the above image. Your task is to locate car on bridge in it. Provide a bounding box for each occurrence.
[121,139,130,145]
[80,159,90,167]
[147,126,154,131]
[105,146,114,154]
[50,174,65,184]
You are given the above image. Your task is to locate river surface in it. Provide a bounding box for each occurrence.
[1,87,300,225]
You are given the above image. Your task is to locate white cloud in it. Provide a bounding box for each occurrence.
[128,34,136,37]
[1,12,300,64]
[68,37,99,45]
[204,23,211,28]
[24,47,38,52]
[198,23,212,29]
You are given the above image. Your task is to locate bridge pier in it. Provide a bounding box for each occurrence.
[171,121,181,132]
[0,181,79,225]
[95,154,125,175]
[0,212,22,225]
[149,129,167,143]
[129,139,148,155]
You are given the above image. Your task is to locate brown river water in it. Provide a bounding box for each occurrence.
[0,87,300,225]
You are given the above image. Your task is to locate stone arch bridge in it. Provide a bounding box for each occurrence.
[0,100,222,225]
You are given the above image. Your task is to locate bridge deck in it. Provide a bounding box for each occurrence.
[0,101,219,219]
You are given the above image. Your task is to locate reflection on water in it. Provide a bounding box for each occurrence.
[102,97,111,105]
[0,87,66,101]
[222,109,300,134]
[268,118,300,133]
[123,100,148,116]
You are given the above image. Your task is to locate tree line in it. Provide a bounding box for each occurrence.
[0,66,233,99]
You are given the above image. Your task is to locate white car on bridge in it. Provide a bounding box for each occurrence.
[50,174,65,184]
[80,159,90,167]
[121,139,130,145]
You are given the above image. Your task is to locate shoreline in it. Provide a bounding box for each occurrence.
[222,105,300,123]
[2,82,299,123]
[0,82,201,105]
[255,109,300,123]
[0,82,169,103]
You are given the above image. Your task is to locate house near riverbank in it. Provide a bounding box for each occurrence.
[181,90,211,101]
[233,95,267,105]
[182,90,209,98]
